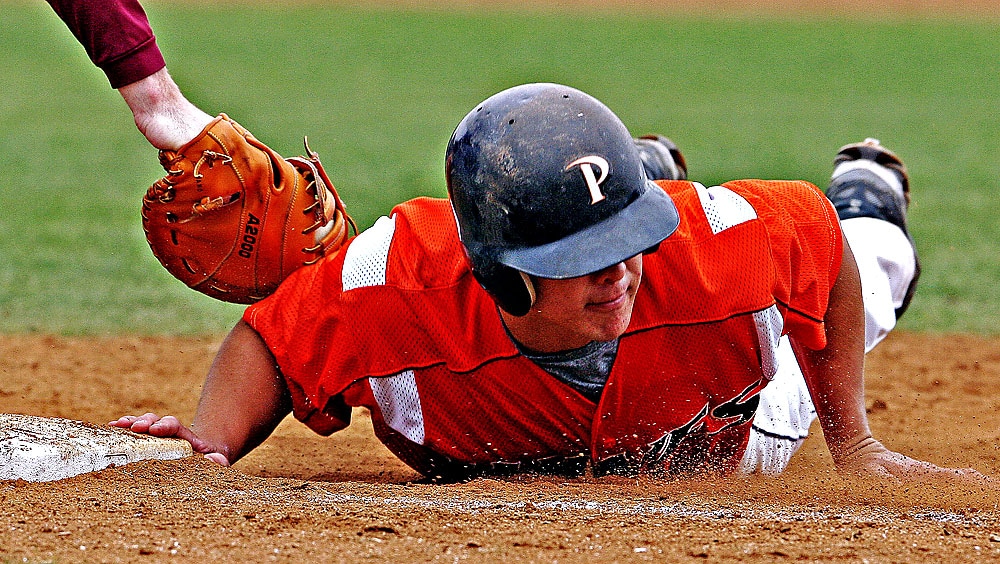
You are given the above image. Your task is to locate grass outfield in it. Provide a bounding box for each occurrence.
[1,3,998,334]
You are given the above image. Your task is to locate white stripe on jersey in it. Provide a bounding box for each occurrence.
[753,305,784,381]
[342,214,396,291]
[697,183,781,377]
[694,182,758,234]
[369,370,426,445]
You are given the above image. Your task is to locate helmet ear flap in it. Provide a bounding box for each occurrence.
[471,266,536,317]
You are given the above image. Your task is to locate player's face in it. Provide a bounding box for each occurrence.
[511,255,643,353]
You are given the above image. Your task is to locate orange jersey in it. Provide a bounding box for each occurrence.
[244,179,842,479]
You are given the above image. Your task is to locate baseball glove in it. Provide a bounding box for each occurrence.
[141,114,354,304]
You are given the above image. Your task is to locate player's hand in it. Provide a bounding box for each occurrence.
[110,413,230,466]
[834,436,990,485]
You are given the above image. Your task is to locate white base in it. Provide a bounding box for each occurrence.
[0,414,193,482]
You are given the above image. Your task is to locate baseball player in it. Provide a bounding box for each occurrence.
[113,83,984,483]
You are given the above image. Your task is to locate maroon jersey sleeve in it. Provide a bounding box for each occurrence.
[47,0,166,88]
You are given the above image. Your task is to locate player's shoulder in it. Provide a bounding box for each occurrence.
[724,177,823,196]
[659,178,834,231]
[388,196,457,227]
[720,179,831,219]
[342,196,469,292]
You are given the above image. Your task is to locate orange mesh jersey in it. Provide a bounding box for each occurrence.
[244,179,843,479]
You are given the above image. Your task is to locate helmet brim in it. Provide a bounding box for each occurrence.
[500,181,680,279]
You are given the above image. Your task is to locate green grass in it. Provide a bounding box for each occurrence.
[1,3,998,334]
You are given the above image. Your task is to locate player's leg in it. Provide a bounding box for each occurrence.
[634,135,688,181]
[742,138,919,474]
[826,138,919,351]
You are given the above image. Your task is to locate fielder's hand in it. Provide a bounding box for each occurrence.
[110,413,230,466]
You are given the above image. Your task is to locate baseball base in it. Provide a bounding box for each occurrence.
[0,413,193,482]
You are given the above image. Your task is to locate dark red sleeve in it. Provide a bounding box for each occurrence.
[46,0,166,88]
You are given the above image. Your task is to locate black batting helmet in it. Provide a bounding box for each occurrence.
[446,83,680,316]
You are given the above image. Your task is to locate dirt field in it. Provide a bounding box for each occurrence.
[2,331,1000,562]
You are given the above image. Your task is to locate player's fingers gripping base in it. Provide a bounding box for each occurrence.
[110,413,230,466]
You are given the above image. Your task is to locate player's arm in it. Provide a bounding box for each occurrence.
[111,320,291,466]
[117,67,214,151]
[791,235,985,482]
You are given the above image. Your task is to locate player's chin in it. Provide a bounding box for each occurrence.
[585,304,635,340]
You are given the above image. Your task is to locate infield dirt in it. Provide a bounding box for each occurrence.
[4,0,1000,561]
[2,331,1000,562]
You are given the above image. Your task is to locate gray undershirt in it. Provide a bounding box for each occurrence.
[516,339,619,402]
